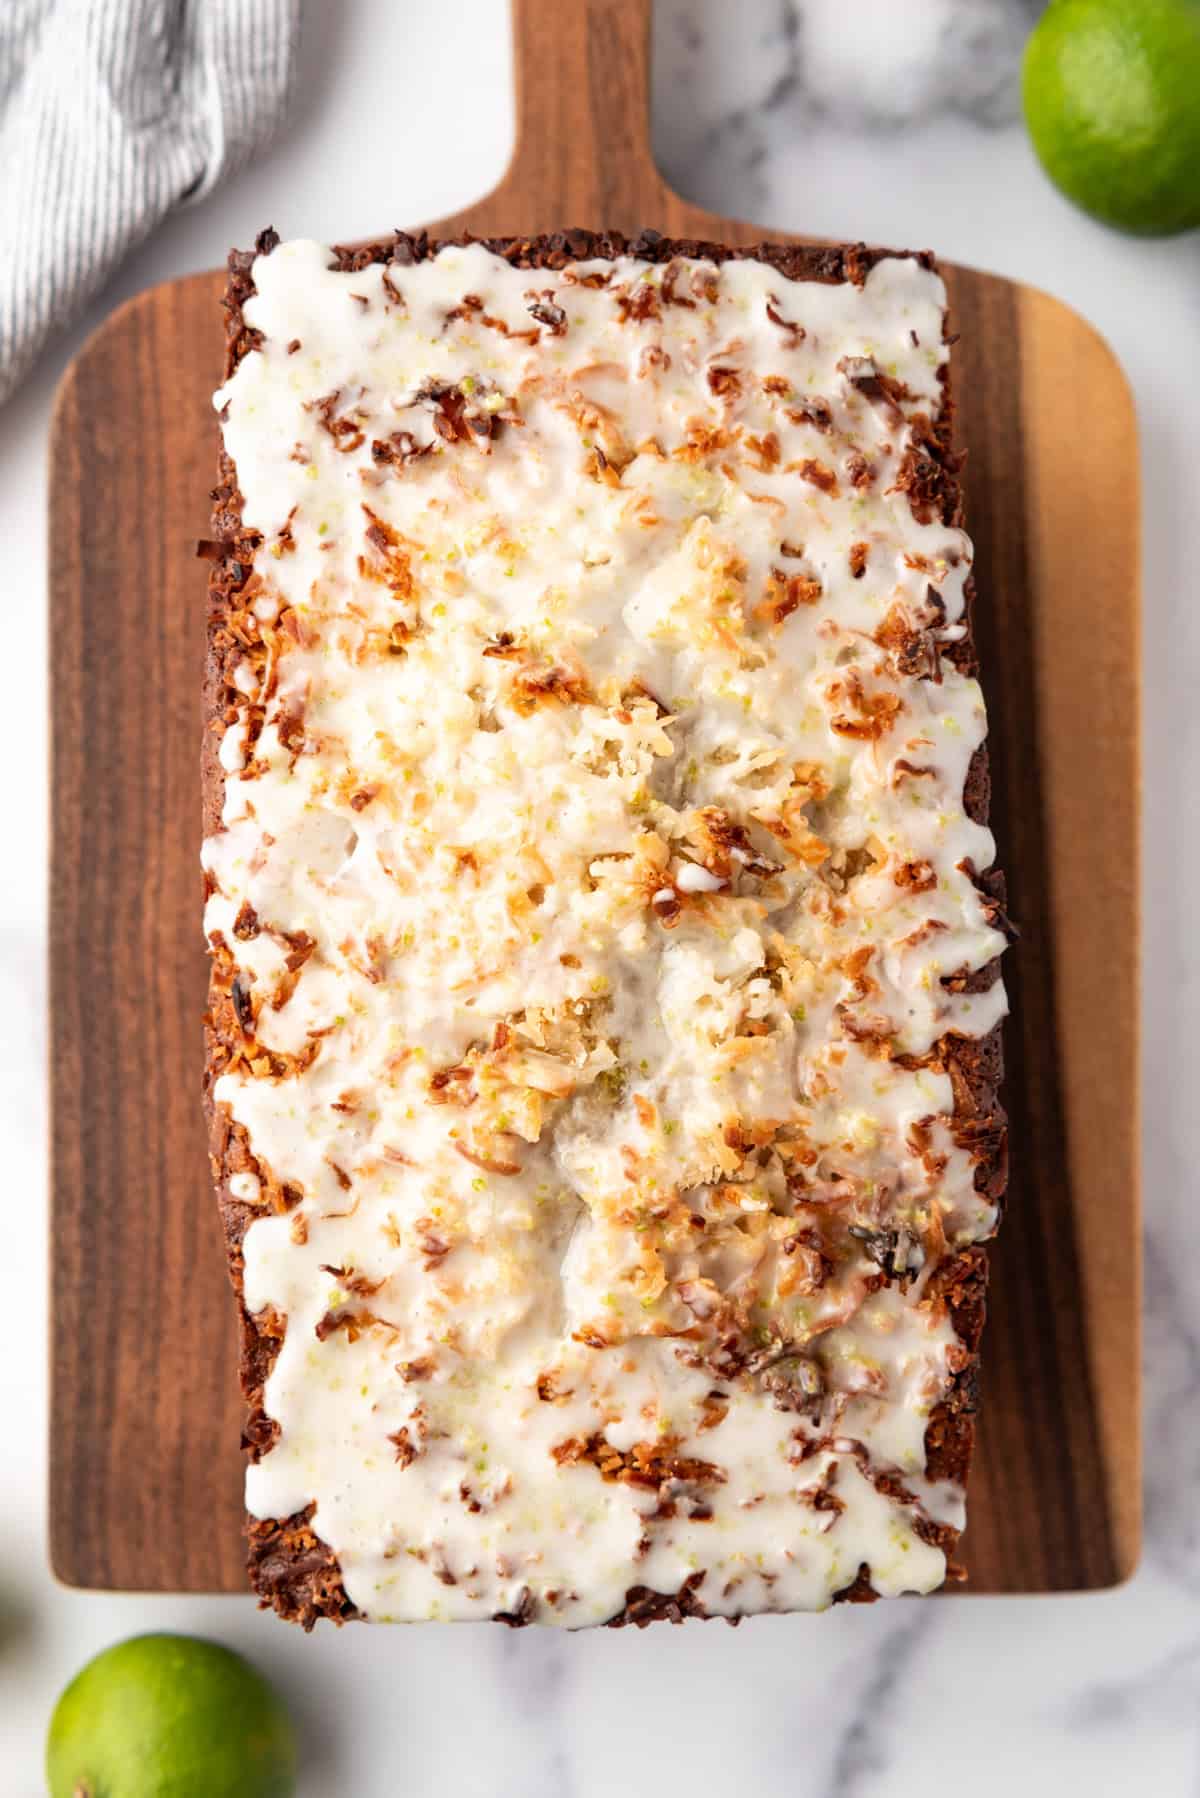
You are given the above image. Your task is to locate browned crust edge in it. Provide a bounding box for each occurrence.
[203,227,1008,1630]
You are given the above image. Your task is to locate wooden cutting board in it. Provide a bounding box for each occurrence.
[49,0,1141,1596]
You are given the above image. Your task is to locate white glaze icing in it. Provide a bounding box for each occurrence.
[204,238,1007,1624]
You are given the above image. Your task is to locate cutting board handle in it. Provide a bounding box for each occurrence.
[482,0,670,230]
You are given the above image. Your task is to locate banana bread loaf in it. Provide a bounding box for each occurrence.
[203,228,1009,1628]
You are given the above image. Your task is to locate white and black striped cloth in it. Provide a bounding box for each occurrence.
[0,0,300,405]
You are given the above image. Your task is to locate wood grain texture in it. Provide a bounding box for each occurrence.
[49,0,1140,1596]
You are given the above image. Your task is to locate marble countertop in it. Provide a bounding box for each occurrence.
[3,1,1196,1792]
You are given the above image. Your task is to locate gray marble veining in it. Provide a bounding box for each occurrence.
[654,0,1045,216]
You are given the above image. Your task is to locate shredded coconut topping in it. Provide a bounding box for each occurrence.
[205,239,1007,1624]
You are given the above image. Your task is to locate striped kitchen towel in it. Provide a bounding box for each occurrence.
[0,0,300,406]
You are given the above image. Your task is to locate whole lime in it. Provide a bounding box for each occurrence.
[1022,0,1200,234]
[45,1632,297,1798]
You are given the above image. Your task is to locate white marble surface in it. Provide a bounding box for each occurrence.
[2,1,1197,1792]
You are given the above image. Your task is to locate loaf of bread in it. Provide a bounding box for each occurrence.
[203,228,1009,1628]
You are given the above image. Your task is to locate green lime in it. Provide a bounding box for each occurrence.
[45,1632,297,1798]
[1022,0,1200,234]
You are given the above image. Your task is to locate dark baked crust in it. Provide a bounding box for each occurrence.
[204,227,1007,1629]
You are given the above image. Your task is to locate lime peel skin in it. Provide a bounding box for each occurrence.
[45,1633,297,1798]
[1022,0,1200,236]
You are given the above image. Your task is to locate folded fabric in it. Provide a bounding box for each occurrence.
[0,0,300,406]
